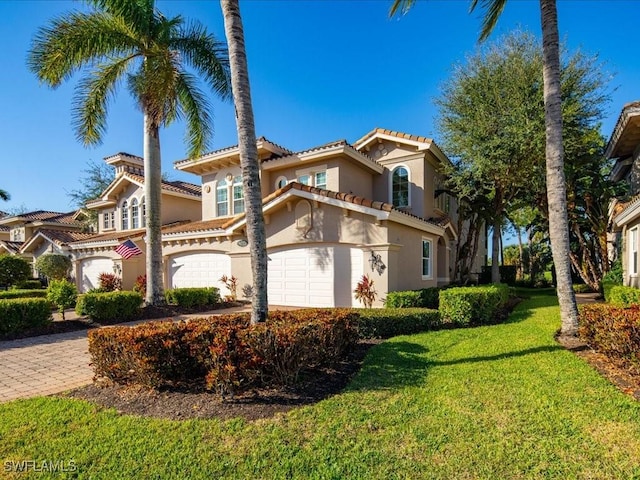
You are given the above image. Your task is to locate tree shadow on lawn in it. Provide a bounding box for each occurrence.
[349,340,563,392]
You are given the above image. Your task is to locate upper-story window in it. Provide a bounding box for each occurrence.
[422,238,432,279]
[296,168,326,189]
[233,176,245,214]
[314,171,327,190]
[131,198,140,229]
[121,201,129,230]
[141,198,146,227]
[299,174,310,185]
[275,177,288,190]
[217,179,229,216]
[103,212,110,230]
[392,166,410,208]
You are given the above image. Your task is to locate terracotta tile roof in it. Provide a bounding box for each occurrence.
[104,152,142,161]
[5,210,81,225]
[125,173,202,197]
[261,139,378,166]
[36,229,97,246]
[427,215,452,227]
[162,218,231,235]
[354,127,434,148]
[0,241,23,254]
[174,136,293,167]
[0,225,8,232]
[69,227,148,245]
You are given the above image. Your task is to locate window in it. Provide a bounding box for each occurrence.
[141,199,146,227]
[103,212,110,230]
[233,176,244,214]
[630,228,638,276]
[392,167,410,207]
[298,174,310,185]
[314,171,327,189]
[131,198,139,229]
[110,211,115,229]
[422,239,432,278]
[275,177,288,190]
[121,201,129,230]
[216,179,228,216]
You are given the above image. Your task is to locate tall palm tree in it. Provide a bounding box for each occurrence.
[220,0,268,324]
[390,0,579,336]
[0,189,9,202]
[29,0,231,305]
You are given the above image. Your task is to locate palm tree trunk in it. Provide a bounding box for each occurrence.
[221,0,268,324]
[144,113,165,305]
[516,225,524,280]
[491,218,501,283]
[540,0,578,335]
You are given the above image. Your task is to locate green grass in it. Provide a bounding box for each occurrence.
[2,291,640,478]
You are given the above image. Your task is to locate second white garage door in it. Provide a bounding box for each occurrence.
[168,252,231,294]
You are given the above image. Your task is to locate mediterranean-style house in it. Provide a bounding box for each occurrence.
[608,101,640,287]
[4,128,487,307]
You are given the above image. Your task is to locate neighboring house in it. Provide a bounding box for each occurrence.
[607,101,640,286]
[167,128,484,306]
[67,153,202,292]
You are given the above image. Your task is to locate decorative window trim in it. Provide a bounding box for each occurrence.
[296,165,327,189]
[216,179,229,217]
[233,176,245,215]
[390,165,411,208]
[422,238,433,280]
[131,198,140,229]
[121,201,129,230]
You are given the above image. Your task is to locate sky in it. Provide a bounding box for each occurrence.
[1,0,639,217]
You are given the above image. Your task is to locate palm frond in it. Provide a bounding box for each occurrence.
[389,0,416,17]
[72,57,134,145]
[470,0,508,42]
[175,72,213,158]
[0,189,10,201]
[85,0,155,38]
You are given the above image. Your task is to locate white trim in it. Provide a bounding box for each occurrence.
[630,227,638,276]
[390,164,411,208]
[421,237,433,280]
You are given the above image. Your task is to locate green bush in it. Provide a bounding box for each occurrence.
[47,279,78,320]
[0,289,48,300]
[385,287,440,309]
[0,298,52,335]
[439,283,510,326]
[357,308,440,339]
[88,309,359,395]
[165,287,220,308]
[14,279,43,290]
[608,285,640,306]
[76,291,143,322]
[34,254,72,280]
[0,255,31,288]
[578,303,640,367]
[602,259,623,301]
[572,283,593,294]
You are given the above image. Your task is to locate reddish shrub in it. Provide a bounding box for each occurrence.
[133,275,146,297]
[98,272,122,292]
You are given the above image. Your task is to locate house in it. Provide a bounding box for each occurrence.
[162,128,483,306]
[607,101,640,286]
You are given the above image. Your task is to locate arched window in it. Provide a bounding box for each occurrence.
[392,166,410,208]
[131,198,139,229]
[216,179,228,216]
[275,176,288,190]
[141,198,146,227]
[233,176,244,214]
[121,201,129,230]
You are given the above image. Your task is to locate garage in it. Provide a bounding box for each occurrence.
[168,252,231,294]
[268,246,363,307]
[78,257,113,292]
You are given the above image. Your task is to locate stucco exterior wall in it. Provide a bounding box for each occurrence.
[387,222,440,292]
[201,167,243,220]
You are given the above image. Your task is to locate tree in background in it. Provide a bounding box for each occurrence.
[0,189,9,201]
[29,0,231,306]
[0,255,31,288]
[35,254,72,281]
[220,0,268,324]
[67,160,113,230]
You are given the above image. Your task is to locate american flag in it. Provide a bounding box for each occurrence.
[115,239,143,259]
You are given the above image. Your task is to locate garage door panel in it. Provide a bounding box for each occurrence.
[169,252,230,294]
[79,258,113,293]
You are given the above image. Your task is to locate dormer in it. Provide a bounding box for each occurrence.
[105,152,145,177]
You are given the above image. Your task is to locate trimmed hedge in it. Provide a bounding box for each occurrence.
[76,291,143,322]
[0,289,48,300]
[88,309,358,395]
[357,308,440,339]
[14,279,44,290]
[385,287,440,309]
[0,298,52,335]
[165,287,220,308]
[578,304,640,367]
[608,285,640,306]
[439,283,510,326]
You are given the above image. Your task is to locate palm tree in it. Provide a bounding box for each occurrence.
[220,0,268,324]
[390,0,579,336]
[0,189,9,201]
[29,0,231,305]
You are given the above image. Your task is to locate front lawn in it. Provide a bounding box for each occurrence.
[1,291,640,478]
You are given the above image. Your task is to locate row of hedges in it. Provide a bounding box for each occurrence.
[0,298,52,336]
[384,287,440,309]
[88,309,358,394]
[76,291,143,322]
[0,289,47,300]
[607,285,640,307]
[358,308,440,339]
[579,304,640,368]
[439,283,510,326]
[165,287,220,308]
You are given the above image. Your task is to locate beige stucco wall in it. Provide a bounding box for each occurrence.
[201,167,243,220]
[387,222,440,292]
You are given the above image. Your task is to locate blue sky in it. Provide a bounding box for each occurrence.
[1,0,639,216]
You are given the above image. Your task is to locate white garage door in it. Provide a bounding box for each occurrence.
[268,246,363,307]
[168,252,231,294]
[79,258,113,292]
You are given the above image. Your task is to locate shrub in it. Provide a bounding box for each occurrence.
[357,308,440,339]
[219,274,238,302]
[0,255,31,288]
[354,274,377,308]
[479,266,518,286]
[573,283,593,294]
[88,309,359,395]
[165,287,220,308]
[608,285,640,306]
[0,289,48,300]
[14,279,44,290]
[98,272,122,292]
[602,259,623,301]
[76,291,143,322]
[439,283,510,326]
[34,254,71,280]
[0,298,52,335]
[133,274,146,297]
[47,279,78,320]
[385,287,440,309]
[578,304,640,367]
